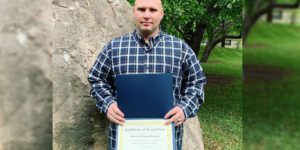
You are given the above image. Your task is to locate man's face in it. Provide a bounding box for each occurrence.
[133,0,164,36]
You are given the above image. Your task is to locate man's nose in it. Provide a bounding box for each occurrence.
[143,10,150,19]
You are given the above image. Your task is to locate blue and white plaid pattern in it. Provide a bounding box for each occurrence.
[88,30,206,150]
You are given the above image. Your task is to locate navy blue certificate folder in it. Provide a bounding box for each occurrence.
[115,74,174,118]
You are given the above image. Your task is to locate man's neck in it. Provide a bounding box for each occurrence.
[137,29,159,44]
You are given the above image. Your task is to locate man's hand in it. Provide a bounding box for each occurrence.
[164,106,185,126]
[107,103,125,126]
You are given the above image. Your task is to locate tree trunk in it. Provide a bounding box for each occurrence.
[243,6,270,44]
[221,37,225,47]
[267,0,275,22]
[201,38,223,62]
[201,42,213,62]
[221,20,225,47]
[243,18,251,44]
[201,41,212,62]
[186,23,206,56]
[266,8,273,22]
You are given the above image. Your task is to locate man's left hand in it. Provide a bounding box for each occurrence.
[164,106,185,126]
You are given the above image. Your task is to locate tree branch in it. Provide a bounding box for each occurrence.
[225,35,242,39]
[272,2,300,9]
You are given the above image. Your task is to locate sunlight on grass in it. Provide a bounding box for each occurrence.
[198,47,242,150]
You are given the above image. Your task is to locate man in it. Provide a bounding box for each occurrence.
[88,0,206,149]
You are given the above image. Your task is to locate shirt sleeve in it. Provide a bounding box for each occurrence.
[177,44,206,119]
[88,43,116,114]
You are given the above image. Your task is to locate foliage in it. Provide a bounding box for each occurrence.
[160,0,205,40]
[204,0,242,37]
[162,0,242,43]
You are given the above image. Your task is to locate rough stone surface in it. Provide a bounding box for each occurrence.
[52,0,134,149]
[183,116,205,150]
[0,0,52,149]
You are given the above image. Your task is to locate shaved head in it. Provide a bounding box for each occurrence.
[134,0,163,9]
[133,0,164,39]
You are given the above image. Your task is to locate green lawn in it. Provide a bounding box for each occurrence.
[243,22,300,149]
[198,47,243,150]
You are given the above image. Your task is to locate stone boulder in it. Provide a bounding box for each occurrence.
[183,116,205,150]
[53,0,134,149]
[0,0,52,149]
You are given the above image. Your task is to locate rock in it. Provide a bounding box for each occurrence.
[52,0,134,149]
[0,0,52,149]
[183,116,205,150]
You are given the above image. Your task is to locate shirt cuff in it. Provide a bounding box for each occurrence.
[176,102,189,119]
[100,97,117,114]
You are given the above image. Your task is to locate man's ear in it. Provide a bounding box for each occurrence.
[161,9,164,19]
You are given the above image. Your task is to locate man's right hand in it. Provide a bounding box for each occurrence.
[107,102,125,125]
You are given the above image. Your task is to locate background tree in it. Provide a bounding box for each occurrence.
[243,0,300,43]
[199,0,242,62]
[128,0,242,62]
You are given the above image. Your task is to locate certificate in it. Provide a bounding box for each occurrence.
[116,119,176,150]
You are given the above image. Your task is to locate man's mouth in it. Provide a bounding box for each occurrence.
[141,22,152,26]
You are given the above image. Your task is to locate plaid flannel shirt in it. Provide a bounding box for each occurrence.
[88,30,206,150]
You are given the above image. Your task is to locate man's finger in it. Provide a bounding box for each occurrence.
[165,119,172,125]
[107,113,125,126]
[164,108,177,119]
[165,113,181,125]
[113,106,125,117]
[112,113,126,122]
[175,120,183,126]
[109,111,125,122]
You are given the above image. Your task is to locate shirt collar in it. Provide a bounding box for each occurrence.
[133,29,164,48]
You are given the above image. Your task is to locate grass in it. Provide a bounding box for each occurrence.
[195,22,300,150]
[243,22,300,149]
[197,47,243,150]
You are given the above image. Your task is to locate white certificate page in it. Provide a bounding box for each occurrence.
[116,119,175,150]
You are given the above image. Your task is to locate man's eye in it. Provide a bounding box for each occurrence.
[150,8,157,12]
[137,8,145,12]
